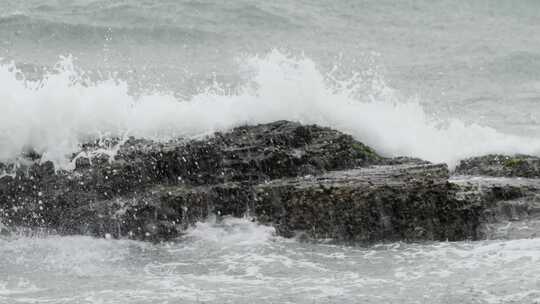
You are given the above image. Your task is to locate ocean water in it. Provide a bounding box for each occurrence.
[2,218,540,304]
[2,1,540,303]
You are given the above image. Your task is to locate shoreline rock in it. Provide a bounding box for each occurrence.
[451,175,540,240]
[1,121,539,243]
[454,154,540,178]
[52,162,479,243]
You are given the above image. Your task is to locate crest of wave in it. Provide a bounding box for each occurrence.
[1,50,539,169]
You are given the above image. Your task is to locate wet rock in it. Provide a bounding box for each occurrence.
[255,163,477,242]
[450,175,540,239]
[454,154,540,178]
[452,153,540,239]
[0,220,10,237]
[51,163,479,243]
[4,121,535,243]
[0,121,386,240]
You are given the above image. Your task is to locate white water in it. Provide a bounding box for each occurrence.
[1,50,540,169]
[1,218,540,304]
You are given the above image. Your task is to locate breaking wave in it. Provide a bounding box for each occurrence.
[1,50,539,169]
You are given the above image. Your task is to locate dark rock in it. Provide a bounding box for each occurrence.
[4,120,533,243]
[53,163,480,243]
[253,163,476,242]
[450,175,540,239]
[0,121,387,241]
[455,154,540,178]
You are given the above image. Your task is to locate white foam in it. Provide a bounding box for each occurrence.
[0,279,43,296]
[3,234,540,303]
[1,50,540,169]
[184,216,276,246]
[0,235,139,276]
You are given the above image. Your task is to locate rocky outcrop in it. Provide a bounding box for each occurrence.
[451,176,540,240]
[0,121,387,239]
[451,154,540,240]
[454,154,540,178]
[1,120,538,243]
[49,162,479,242]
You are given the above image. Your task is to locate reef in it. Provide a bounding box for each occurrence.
[1,121,539,242]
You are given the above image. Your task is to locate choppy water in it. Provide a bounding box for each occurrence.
[2,218,540,304]
[2,1,540,302]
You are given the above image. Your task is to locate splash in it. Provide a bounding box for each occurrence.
[3,234,540,303]
[1,50,539,168]
[184,216,276,246]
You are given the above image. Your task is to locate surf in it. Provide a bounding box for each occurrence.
[1,50,539,169]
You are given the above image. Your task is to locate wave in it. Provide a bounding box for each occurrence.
[0,1,299,42]
[1,50,539,169]
[0,14,222,43]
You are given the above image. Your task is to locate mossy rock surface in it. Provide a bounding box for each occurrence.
[455,154,540,178]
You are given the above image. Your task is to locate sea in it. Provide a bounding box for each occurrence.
[1,1,540,303]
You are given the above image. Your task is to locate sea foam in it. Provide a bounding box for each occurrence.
[1,50,539,169]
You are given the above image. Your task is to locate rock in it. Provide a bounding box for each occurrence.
[0,121,387,241]
[49,162,478,242]
[253,163,473,242]
[0,220,10,237]
[450,175,540,239]
[4,120,534,243]
[454,154,540,178]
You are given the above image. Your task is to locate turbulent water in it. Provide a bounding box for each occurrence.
[2,1,540,303]
[2,218,540,304]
